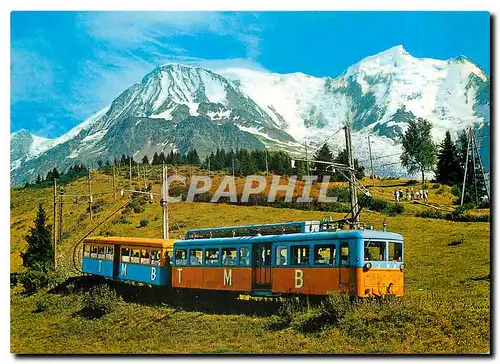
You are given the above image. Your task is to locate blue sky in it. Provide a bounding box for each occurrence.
[11,11,490,138]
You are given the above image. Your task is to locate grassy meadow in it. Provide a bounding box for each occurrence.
[10,167,490,354]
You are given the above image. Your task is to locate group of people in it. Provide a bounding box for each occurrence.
[394,187,429,203]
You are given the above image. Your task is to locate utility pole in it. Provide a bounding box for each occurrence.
[368,135,375,188]
[208,158,211,177]
[460,127,472,206]
[58,187,63,241]
[88,168,93,220]
[161,165,169,239]
[472,131,490,202]
[112,163,116,200]
[129,157,132,189]
[304,142,310,176]
[265,150,269,176]
[232,156,235,178]
[344,125,359,228]
[53,178,57,268]
[471,133,479,206]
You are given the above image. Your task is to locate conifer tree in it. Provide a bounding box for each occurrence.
[152,152,160,165]
[142,155,149,165]
[435,131,461,185]
[314,144,334,180]
[20,204,53,269]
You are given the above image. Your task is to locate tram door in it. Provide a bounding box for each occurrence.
[113,244,120,279]
[339,241,353,291]
[253,243,272,288]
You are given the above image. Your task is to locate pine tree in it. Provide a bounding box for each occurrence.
[152,152,160,165]
[435,131,461,186]
[35,174,42,184]
[314,144,334,180]
[401,117,437,185]
[20,204,53,270]
[158,152,166,164]
[333,149,365,181]
[142,155,149,165]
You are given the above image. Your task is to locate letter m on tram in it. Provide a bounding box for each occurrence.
[223,269,232,286]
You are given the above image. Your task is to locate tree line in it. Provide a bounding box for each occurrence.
[400,115,488,205]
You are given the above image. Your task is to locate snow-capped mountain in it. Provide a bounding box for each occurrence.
[10,45,489,185]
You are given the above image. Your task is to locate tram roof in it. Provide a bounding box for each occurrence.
[84,236,176,248]
[174,229,403,247]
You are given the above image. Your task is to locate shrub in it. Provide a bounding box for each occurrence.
[19,267,62,294]
[80,285,119,318]
[139,219,149,228]
[194,192,213,203]
[34,293,56,313]
[326,187,351,203]
[114,216,132,225]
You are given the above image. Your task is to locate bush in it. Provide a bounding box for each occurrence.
[113,216,132,225]
[416,208,489,222]
[19,267,62,294]
[326,187,351,203]
[34,293,56,313]
[139,219,149,228]
[80,285,119,318]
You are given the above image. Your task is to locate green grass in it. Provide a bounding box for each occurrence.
[10,170,490,354]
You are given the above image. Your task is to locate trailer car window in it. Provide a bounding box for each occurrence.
[151,250,161,266]
[222,248,237,266]
[83,245,90,257]
[189,249,202,265]
[314,244,336,265]
[388,242,403,261]
[121,248,130,263]
[131,249,140,263]
[239,247,250,266]
[364,241,386,261]
[106,246,114,261]
[90,245,98,258]
[98,246,105,260]
[205,249,220,265]
[291,245,310,265]
[175,249,187,265]
[276,246,288,266]
[140,249,151,265]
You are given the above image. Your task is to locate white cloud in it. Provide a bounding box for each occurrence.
[11,47,58,104]
[12,11,268,138]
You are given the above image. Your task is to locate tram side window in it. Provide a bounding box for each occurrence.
[121,248,130,263]
[83,245,90,257]
[106,246,114,261]
[388,242,403,262]
[276,246,288,266]
[239,247,250,266]
[90,245,98,258]
[189,249,202,265]
[175,249,187,265]
[222,248,237,266]
[291,245,310,265]
[364,241,386,261]
[98,246,106,260]
[205,248,220,265]
[151,250,161,266]
[131,249,140,264]
[314,244,336,265]
[141,249,151,265]
[340,242,349,265]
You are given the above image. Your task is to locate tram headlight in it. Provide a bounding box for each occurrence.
[400,264,405,272]
[363,262,372,271]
